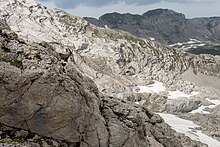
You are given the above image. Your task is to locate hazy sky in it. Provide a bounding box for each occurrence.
[35,0,220,18]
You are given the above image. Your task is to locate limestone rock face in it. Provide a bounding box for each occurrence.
[0,18,206,147]
[0,19,108,146]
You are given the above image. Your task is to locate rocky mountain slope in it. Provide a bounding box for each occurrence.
[0,16,204,147]
[1,0,220,146]
[85,9,220,55]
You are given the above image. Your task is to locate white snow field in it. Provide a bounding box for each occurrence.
[134,80,199,99]
[158,113,220,147]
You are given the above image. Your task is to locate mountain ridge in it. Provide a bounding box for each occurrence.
[84,9,220,47]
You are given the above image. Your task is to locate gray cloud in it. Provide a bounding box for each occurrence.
[36,0,102,8]
[36,0,50,2]
[36,0,217,9]
[55,0,115,8]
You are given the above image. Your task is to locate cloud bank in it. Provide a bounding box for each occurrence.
[36,0,216,9]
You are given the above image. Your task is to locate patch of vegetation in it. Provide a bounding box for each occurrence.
[7,59,23,69]
[33,138,43,146]
[193,69,197,75]
[93,29,101,37]
[106,31,122,41]
[0,138,24,145]
[59,14,78,27]
[106,30,142,43]
[11,138,25,144]
[124,34,141,43]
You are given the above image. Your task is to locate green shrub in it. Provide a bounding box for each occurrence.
[7,59,23,69]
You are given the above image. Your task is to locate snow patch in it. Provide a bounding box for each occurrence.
[169,38,206,50]
[168,91,199,99]
[190,38,201,43]
[158,113,220,147]
[169,42,183,47]
[149,37,155,41]
[198,43,206,47]
[134,80,199,99]
[134,81,166,94]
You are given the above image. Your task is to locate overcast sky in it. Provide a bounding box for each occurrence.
[35,0,220,19]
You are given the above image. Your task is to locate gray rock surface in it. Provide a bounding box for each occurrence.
[0,19,108,146]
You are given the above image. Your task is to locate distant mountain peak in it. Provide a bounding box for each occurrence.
[142,8,185,18]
